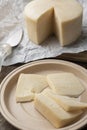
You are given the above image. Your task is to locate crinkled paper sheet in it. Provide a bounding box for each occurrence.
[0,0,87,66]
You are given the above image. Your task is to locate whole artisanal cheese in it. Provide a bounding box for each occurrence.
[47,73,85,97]
[34,94,83,128]
[43,88,87,112]
[16,74,48,102]
[24,0,83,46]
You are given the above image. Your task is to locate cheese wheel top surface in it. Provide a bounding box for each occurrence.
[24,0,82,21]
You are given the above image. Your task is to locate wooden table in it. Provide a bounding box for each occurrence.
[0,60,87,130]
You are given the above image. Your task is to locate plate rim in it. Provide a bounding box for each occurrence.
[0,59,87,130]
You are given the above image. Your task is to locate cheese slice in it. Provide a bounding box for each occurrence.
[24,0,83,46]
[16,74,48,102]
[34,94,83,128]
[43,88,87,112]
[47,73,85,97]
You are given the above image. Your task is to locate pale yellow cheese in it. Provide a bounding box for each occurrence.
[34,94,83,128]
[47,73,85,97]
[16,74,48,102]
[43,88,87,112]
[24,0,83,46]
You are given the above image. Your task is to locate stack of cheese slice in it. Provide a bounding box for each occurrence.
[34,93,83,128]
[16,74,48,102]
[43,88,87,112]
[24,0,83,46]
[34,88,87,128]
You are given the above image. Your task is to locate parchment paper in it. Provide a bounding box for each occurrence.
[0,0,87,66]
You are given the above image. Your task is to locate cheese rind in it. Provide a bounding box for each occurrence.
[24,0,83,46]
[34,94,83,128]
[43,88,87,112]
[47,73,85,97]
[16,74,48,102]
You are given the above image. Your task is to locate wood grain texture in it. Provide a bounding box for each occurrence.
[58,51,87,63]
